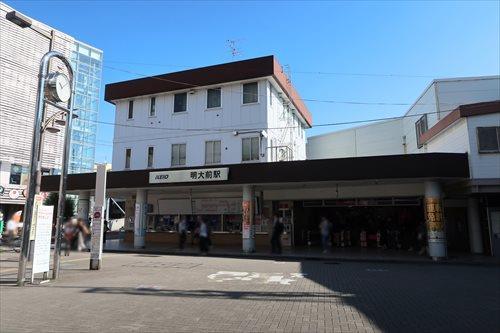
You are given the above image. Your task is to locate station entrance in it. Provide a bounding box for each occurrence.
[293,197,425,251]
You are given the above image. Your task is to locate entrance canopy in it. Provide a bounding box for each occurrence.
[40,153,469,194]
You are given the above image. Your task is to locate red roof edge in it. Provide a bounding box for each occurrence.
[272,57,313,127]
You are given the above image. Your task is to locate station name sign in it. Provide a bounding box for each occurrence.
[149,167,229,184]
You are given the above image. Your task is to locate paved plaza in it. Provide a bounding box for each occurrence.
[1,250,499,333]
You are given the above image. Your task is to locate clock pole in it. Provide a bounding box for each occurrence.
[17,51,75,286]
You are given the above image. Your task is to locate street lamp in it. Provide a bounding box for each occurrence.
[7,10,76,285]
[16,51,75,286]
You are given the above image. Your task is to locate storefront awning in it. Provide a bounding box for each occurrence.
[40,153,469,193]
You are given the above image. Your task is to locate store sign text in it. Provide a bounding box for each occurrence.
[149,168,229,184]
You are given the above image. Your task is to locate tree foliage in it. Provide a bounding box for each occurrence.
[43,193,76,220]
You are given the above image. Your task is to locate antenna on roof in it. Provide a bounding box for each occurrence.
[283,64,292,84]
[227,39,242,57]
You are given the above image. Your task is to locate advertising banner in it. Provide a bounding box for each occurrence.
[242,200,251,239]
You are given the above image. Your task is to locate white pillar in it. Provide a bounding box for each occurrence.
[134,189,147,249]
[242,185,255,253]
[77,191,90,222]
[424,181,447,260]
[90,164,107,270]
[467,197,483,254]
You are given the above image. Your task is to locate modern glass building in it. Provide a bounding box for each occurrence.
[69,41,102,174]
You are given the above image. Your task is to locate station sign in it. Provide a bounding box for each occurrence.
[149,167,229,184]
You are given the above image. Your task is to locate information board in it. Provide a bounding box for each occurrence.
[32,205,54,275]
[90,206,103,260]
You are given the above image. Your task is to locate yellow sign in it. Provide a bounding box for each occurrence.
[425,197,444,232]
[29,195,44,241]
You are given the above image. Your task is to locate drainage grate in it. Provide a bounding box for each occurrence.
[323,261,341,265]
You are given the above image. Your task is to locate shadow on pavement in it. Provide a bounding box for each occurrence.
[299,260,500,333]
[76,286,353,302]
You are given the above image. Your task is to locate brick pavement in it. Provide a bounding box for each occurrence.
[1,251,499,332]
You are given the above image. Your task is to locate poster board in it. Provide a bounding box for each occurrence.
[32,205,54,275]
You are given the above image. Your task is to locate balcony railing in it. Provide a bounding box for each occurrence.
[267,145,293,162]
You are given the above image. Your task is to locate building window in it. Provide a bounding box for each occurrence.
[149,97,156,117]
[242,137,260,161]
[128,100,134,119]
[171,144,186,166]
[174,92,187,113]
[9,164,24,185]
[147,147,154,168]
[415,114,428,148]
[205,140,221,164]
[125,148,131,169]
[477,127,500,153]
[207,88,221,109]
[243,82,258,104]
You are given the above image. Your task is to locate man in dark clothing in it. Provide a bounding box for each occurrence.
[103,219,110,247]
[270,214,284,254]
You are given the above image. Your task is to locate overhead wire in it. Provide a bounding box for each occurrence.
[103,64,455,107]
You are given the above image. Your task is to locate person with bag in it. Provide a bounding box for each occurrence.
[271,214,284,254]
[76,218,90,251]
[63,219,77,256]
[198,216,209,254]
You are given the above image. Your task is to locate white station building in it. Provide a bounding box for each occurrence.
[42,57,500,258]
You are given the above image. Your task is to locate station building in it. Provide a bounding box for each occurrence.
[41,57,500,258]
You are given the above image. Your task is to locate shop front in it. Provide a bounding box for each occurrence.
[41,152,481,258]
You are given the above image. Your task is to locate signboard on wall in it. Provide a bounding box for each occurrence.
[149,168,229,184]
[192,198,242,215]
[32,205,54,275]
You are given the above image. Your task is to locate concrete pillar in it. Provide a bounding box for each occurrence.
[467,197,484,254]
[242,185,255,253]
[134,189,147,248]
[77,191,90,222]
[424,181,447,260]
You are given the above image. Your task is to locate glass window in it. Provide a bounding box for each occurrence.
[242,137,260,161]
[415,114,428,148]
[171,144,186,166]
[150,97,156,117]
[243,82,258,104]
[207,88,221,109]
[9,164,23,185]
[205,140,221,165]
[477,127,500,153]
[224,215,242,232]
[90,50,101,60]
[125,148,131,169]
[128,100,134,119]
[147,147,154,168]
[174,93,187,113]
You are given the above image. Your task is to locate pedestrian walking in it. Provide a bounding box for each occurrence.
[270,214,284,254]
[178,216,187,249]
[0,211,4,243]
[5,217,19,246]
[103,219,110,247]
[63,219,77,256]
[76,218,90,251]
[198,216,209,254]
[319,217,332,253]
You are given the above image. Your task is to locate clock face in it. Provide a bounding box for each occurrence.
[55,73,71,103]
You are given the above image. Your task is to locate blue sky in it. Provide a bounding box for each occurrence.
[6,0,500,163]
